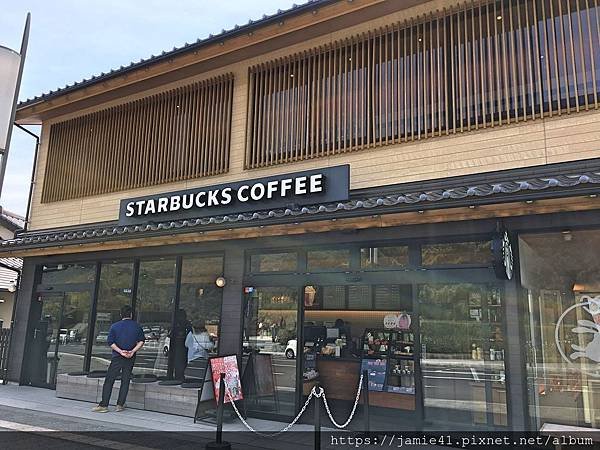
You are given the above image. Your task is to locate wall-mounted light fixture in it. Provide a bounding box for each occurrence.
[7,281,17,293]
[215,276,227,288]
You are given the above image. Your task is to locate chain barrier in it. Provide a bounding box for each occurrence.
[226,385,317,437]
[321,372,363,429]
[225,372,364,436]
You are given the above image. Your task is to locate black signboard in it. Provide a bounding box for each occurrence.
[118,165,350,225]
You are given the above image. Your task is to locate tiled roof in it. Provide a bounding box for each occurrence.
[1,209,25,230]
[18,0,337,108]
[2,169,600,251]
[0,258,22,272]
[0,209,24,285]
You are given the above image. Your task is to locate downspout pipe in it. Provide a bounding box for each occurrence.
[14,123,39,233]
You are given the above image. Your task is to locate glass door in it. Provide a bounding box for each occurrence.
[29,290,93,388]
[242,286,300,419]
[29,293,64,388]
[419,283,507,429]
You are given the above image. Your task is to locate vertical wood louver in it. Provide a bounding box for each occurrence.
[42,74,234,203]
[245,0,600,169]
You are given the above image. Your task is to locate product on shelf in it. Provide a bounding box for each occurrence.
[361,326,415,395]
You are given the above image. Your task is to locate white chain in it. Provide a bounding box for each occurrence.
[226,385,317,437]
[224,372,364,435]
[321,372,363,429]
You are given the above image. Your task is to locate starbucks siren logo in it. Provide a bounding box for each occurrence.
[555,295,600,377]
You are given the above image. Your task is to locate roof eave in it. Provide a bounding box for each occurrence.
[15,0,429,123]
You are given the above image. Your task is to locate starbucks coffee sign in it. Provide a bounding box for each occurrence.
[119,165,350,225]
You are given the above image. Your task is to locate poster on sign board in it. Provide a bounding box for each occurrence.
[209,355,243,404]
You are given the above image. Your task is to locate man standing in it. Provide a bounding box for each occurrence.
[93,305,145,413]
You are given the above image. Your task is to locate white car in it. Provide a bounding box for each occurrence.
[59,329,69,344]
[285,339,297,359]
[96,331,109,344]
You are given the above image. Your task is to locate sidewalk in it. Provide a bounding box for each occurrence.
[0,383,318,450]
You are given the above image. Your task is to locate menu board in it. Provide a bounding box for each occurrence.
[374,285,401,310]
[348,285,372,309]
[374,285,412,310]
[210,355,243,404]
[323,286,346,309]
[361,358,387,391]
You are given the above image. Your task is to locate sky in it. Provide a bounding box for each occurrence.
[0,0,299,217]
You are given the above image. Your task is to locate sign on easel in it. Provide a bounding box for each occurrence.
[209,355,243,404]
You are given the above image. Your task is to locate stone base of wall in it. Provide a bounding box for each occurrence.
[56,373,215,417]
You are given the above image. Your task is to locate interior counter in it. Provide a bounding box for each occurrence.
[310,357,415,410]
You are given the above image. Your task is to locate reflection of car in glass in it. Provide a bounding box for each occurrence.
[285,339,297,359]
[96,331,109,344]
[143,325,164,341]
[59,329,69,344]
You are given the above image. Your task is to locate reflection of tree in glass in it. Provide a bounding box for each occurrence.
[179,256,224,339]
[421,242,492,266]
[95,263,134,332]
[250,252,297,272]
[360,246,409,268]
[307,250,351,271]
[137,260,176,332]
[41,264,96,285]
[420,284,501,357]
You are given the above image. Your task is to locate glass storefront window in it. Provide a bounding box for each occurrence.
[41,263,96,286]
[303,284,417,430]
[249,251,297,272]
[178,255,223,376]
[307,249,351,271]
[419,283,507,428]
[243,287,299,417]
[135,259,177,377]
[57,291,93,376]
[90,262,134,372]
[520,229,600,429]
[421,241,493,266]
[361,246,409,268]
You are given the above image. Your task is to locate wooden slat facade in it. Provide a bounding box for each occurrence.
[41,74,234,203]
[245,0,600,169]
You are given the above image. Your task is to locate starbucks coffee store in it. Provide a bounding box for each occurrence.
[4,0,600,434]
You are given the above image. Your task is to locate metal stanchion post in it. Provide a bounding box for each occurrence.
[363,370,370,434]
[206,373,231,450]
[314,383,321,450]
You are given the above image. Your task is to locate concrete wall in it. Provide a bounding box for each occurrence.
[25,0,600,231]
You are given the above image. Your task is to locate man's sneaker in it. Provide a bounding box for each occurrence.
[92,405,109,413]
[115,404,126,412]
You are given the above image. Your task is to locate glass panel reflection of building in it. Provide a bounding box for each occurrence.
[90,263,134,372]
[135,259,177,377]
[520,229,600,429]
